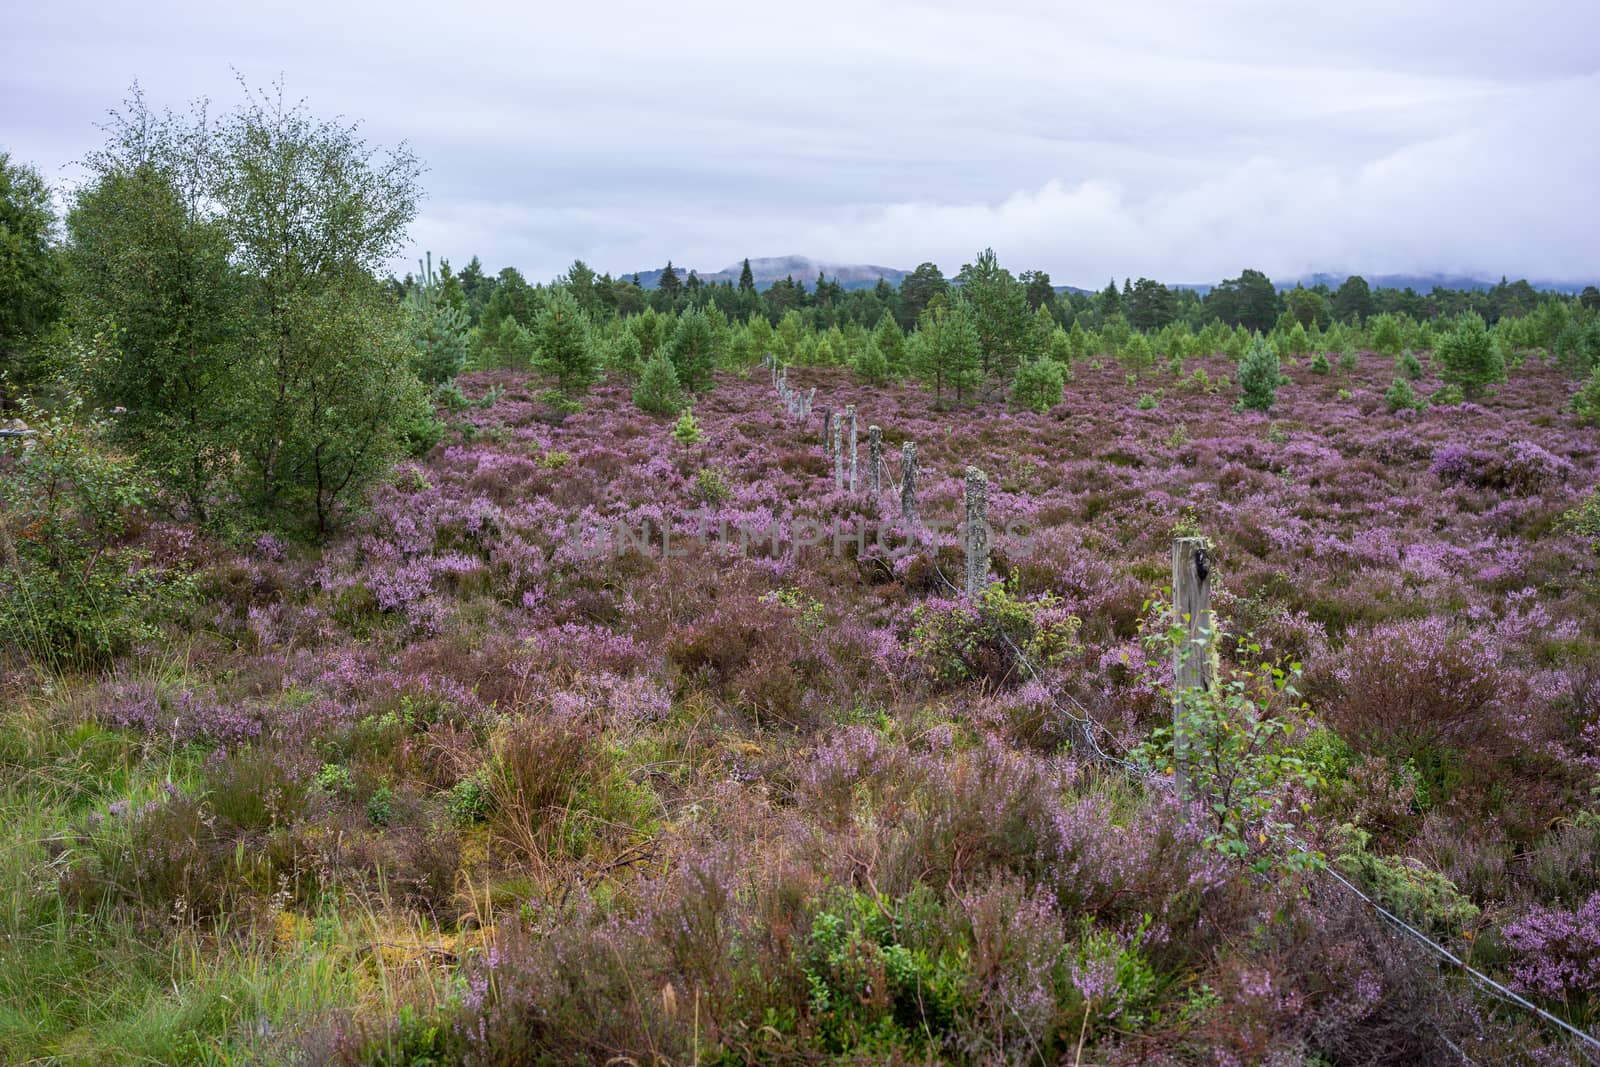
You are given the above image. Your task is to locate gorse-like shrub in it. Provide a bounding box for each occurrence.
[802,886,970,1053]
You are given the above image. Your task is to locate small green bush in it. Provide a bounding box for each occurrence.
[1237,335,1280,412]
[632,351,682,416]
[671,409,702,445]
[1385,377,1420,413]
[1010,356,1065,414]
[0,403,192,669]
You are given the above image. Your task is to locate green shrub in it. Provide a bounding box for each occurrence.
[1564,488,1600,552]
[632,351,682,416]
[1237,335,1280,412]
[1309,352,1330,375]
[0,403,192,669]
[802,886,971,1053]
[1385,377,1420,413]
[1010,356,1064,413]
[1135,392,1159,410]
[671,409,702,445]
[1134,605,1321,873]
[692,466,730,505]
[908,575,1082,688]
[1334,825,1480,936]
[446,773,492,827]
[1397,349,1423,380]
[852,340,889,384]
[1572,365,1600,426]
[1436,312,1506,400]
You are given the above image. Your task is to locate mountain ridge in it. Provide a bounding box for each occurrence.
[620,258,1600,295]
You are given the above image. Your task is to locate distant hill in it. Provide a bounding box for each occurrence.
[1293,272,1597,295]
[623,259,1598,297]
[627,256,908,292]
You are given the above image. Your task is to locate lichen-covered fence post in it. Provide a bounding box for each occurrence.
[964,466,990,598]
[1171,536,1214,804]
[846,405,858,493]
[900,441,918,526]
[833,417,845,490]
[867,425,882,495]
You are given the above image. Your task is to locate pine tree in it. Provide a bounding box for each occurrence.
[1370,313,1404,359]
[408,252,471,385]
[1237,334,1280,412]
[909,295,982,406]
[666,308,715,391]
[1010,356,1065,414]
[1436,312,1506,400]
[657,261,681,300]
[633,350,682,415]
[1386,377,1419,412]
[1572,366,1600,426]
[853,340,888,383]
[534,286,595,395]
[738,257,755,293]
[872,312,906,376]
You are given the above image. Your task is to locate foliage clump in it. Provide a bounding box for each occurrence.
[1236,334,1281,412]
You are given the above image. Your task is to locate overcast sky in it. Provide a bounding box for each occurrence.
[4,0,1597,286]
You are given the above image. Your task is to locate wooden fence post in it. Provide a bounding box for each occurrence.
[833,417,845,490]
[867,425,882,495]
[820,408,833,454]
[964,466,990,598]
[900,441,918,526]
[846,406,858,493]
[1171,536,1214,803]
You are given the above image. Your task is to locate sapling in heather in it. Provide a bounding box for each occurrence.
[633,351,682,415]
[1436,312,1506,400]
[1009,355,1064,414]
[1236,334,1280,412]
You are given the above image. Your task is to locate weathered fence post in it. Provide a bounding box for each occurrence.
[867,425,882,495]
[846,406,858,493]
[900,441,918,526]
[964,466,990,598]
[833,417,845,490]
[821,408,833,455]
[1171,536,1214,804]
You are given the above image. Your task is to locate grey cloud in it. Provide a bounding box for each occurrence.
[3,0,1596,285]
